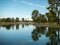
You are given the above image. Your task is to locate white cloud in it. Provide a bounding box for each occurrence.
[13,0,47,8]
[20,1,47,8]
[21,1,34,6]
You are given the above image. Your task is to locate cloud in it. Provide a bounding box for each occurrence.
[20,1,47,8]
[13,0,47,8]
[21,1,34,6]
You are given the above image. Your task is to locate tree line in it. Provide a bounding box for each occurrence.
[31,0,60,23]
[31,9,58,23]
[0,17,31,22]
[0,17,19,22]
[31,26,60,45]
[31,10,47,22]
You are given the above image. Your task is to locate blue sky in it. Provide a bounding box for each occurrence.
[0,0,49,20]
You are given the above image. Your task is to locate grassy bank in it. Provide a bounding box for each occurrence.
[34,22,60,28]
[0,22,35,25]
[0,22,60,28]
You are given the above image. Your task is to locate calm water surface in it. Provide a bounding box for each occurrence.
[0,25,60,45]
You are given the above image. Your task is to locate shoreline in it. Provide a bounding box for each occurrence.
[0,22,60,28]
[0,22,35,25]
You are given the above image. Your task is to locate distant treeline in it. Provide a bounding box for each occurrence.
[0,17,19,22]
[0,17,31,22]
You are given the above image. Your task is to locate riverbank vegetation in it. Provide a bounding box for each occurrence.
[0,0,60,26]
[31,0,60,24]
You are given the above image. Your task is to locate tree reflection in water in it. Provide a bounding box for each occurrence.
[1,25,12,30]
[22,24,29,28]
[21,24,24,28]
[32,26,46,41]
[0,24,30,30]
[1,25,19,30]
[16,25,19,30]
[32,26,60,45]
[46,27,58,45]
[0,25,16,30]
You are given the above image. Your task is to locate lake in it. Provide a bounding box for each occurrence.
[0,24,60,45]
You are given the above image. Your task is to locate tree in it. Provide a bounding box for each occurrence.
[47,0,56,11]
[36,14,47,23]
[31,10,47,22]
[48,0,56,4]
[31,10,39,22]
[5,18,11,22]
[22,18,24,21]
[1,18,6,22]
[46,12,57,22]
[11,17,15,22]
[47,0,59,23]
[0,18,2,22]
[16,17,19,22]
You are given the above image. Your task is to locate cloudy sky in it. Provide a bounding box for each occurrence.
[0,0,49,20]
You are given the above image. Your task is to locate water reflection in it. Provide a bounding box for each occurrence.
[22,24,24,28]
[0,24,60,45]
[32,26,60,45]
[16,25,19,30]
[1,25,12,30]
[32,26,46,41]
[46,27,58,45]
[0,24,30,30]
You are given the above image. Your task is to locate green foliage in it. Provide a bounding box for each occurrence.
[47,0,58,12]
[31,10,47,22]
[22,18,24,21]
[36,15,46,22]
[16,17,19,22]
[31,10,39,22]
[31,0,59,23]
[46,0,59,22]
[1,18,6,22]
[48,0,56,4]
[11,18,15,22]
[46,12,57,22]
[32,10,39,15]
[0,17,20,22]
[5,18,11,22]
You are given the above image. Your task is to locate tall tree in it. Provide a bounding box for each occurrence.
[16,17,19,22]
[46,0,58,22]
[22,18,24,21]
[31,10,39,22]
[47,0,57,13]
[37,14,46,22]
[5,18,11,22]
[46,12,57,22]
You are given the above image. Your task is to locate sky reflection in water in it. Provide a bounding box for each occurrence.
[0,25,60,45]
